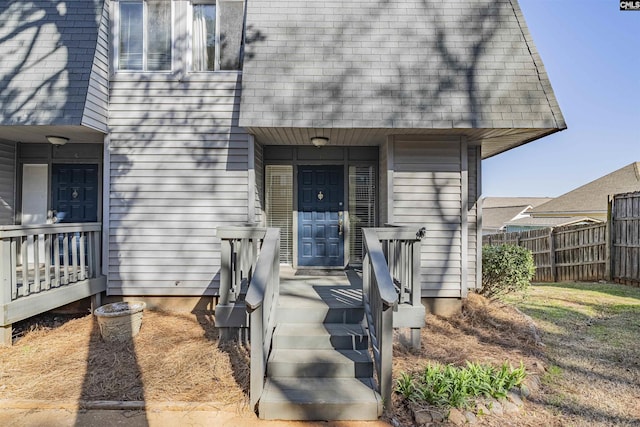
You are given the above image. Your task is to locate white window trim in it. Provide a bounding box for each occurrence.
[188,0,244,73]
[113,0,175,74]
[188,1,220,73]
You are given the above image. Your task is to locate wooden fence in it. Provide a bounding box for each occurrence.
[484,191,640,285]
[483,224,607,282]
[611,192,640,286]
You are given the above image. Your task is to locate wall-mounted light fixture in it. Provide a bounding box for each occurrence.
[310,136,329,147]
[46,136,69,146]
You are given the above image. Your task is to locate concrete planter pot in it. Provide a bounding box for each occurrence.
[94,301,147,342]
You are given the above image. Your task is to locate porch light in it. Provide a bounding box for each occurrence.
[310,137,329,147]
[46,136,69,146]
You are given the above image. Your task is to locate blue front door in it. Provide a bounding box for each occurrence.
[298,165,344,267]
[52,164,99,223]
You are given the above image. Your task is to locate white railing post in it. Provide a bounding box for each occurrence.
[250,305,264,409]
[380,302,393,405]
[219,238,232,305]
[0,238,12,345]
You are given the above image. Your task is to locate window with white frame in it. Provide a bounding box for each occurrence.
[190,0,244,71]
[191,3,216,71]
[118,0,172,71]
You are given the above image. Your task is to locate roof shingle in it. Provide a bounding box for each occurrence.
[240,0,565,132]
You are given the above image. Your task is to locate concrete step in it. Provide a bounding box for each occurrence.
[277,305,364,324]
[267,349,374,378]
[272,323,368,350]
[258,377,383,421]
[277,283,364,324]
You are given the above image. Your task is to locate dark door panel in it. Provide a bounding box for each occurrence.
[297,165,344,267]
[52,164,98,223]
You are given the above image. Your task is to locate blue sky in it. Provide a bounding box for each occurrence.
[483,0,640,197]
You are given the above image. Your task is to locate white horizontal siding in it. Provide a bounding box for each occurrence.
[255,141,264,224]
[467,145,480,290]
[82,1,109,132]
[108,71,249,296]
[0,141,16,225]
[379,142,388,225]
[392,137,463,298]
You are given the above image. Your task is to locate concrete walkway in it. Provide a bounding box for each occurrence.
[0,404,391,427]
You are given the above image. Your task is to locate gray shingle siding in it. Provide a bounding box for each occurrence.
[0,0,104,126]
[240,0,565,131]
[81,0,109,132]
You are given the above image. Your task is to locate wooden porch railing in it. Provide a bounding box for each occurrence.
[216,226,280,409]
[218,226,266,307]
[362,228,399,408]
[377,227,423,308]
[362,227,424,407]
[0,223,105,345]
[245,228,280,410]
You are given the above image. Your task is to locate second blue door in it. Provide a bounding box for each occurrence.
[298,166,344,267]
[52,164,99,223]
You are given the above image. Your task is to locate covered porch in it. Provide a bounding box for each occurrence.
[0,137,106,345]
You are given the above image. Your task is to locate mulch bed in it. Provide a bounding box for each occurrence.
[0,310,250,409]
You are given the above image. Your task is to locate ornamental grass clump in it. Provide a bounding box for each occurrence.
[481,244,535,299]
[395,361,527,409]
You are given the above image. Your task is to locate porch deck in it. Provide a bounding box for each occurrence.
[278,266,423,328]
[278,267,362,312]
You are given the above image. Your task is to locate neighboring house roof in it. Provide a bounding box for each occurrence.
[483,197,553,209]
[240,0,566,156]
[0,0,107,141]
[482,197,553,231]
[530,162,640,217]
[483,205,533,231]
[506,216,600,228]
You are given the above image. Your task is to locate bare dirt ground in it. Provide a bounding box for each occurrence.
[2,282,639,426]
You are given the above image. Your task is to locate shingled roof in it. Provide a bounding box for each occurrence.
[0,0,106,140]
[240,0,566,156]
[530,162,640,217]
[482,197,553,232]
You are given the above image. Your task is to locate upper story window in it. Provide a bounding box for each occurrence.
[192,4,216,71]
[114,0,244,74]
[190,0,244,72]
[118,0,172,71]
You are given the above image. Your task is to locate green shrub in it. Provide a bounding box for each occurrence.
[481,244,535,298]
[395,361,527,409]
